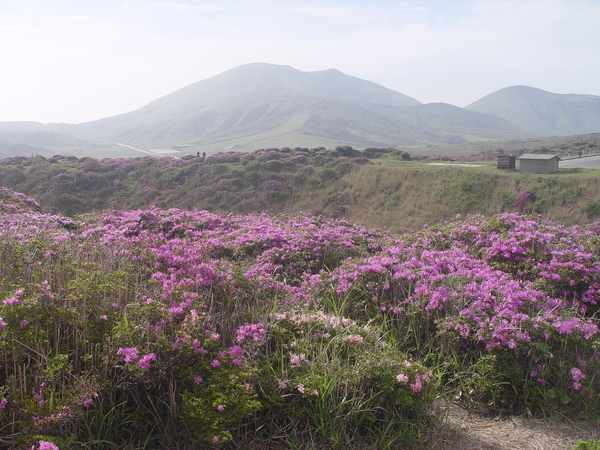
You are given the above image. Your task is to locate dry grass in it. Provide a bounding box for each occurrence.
[317,162,600,233]
[435,405,600,450]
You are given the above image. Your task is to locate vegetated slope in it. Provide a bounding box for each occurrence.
[118,89,526,152]
[0,122,102,158]
[0,187,41,213]
[466,85,600,137]
[99,88,428,150]
[0,130,91,158]
[0,202,599,448]
[2,146,600,232]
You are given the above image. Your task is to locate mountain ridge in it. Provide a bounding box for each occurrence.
[466,85,600,137]
[0,64,598,157]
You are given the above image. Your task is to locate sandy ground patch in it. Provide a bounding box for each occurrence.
[435,405,600,449]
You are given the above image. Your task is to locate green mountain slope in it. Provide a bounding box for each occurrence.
[106,88,527,151]
[465,85,600,137]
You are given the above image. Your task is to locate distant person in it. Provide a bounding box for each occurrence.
[197,151,200,157]
[202,152,206,159]
[579,150,583,158]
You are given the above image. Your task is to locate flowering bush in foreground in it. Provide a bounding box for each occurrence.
[0,203,599,448]
[306,213,600,411]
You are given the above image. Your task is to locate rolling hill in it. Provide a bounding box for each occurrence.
[0,64,598,157]
[466,85,600,137]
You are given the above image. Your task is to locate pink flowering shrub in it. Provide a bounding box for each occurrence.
[0,203,599,447]
[304,213,600,411]
[0,187,41,214]
[34,441,60,450]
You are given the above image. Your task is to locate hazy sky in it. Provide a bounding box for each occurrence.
[1,0,599,124]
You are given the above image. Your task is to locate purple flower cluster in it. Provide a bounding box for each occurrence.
[235,323,266,344]
[1,203,599,441]
[33,441,59,450]
[116,347,156,370]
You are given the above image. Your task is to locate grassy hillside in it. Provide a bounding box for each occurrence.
[2,146,600,233]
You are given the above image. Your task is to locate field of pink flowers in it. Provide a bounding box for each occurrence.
[0,189,599,449]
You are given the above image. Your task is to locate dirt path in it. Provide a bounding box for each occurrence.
[438,405,600,449]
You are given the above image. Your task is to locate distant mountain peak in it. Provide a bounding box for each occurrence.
[466,86,600,137]
[78,62,423,137]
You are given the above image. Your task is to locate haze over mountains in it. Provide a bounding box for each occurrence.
[466,85,600,137]
[1,63,599,158]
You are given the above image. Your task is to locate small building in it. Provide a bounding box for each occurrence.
[517,154,561,174]
[497,155,517,170]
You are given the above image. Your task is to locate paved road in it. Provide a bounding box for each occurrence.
[560,154,600,169]
[116,143,180,159]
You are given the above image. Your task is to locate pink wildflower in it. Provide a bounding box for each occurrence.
[228,345,244,357]
[2,296,19,305]
[410,378,423,392]
[116,347,139,363]
[217,405,224,411]
[571,367,587,382]
[290,353,306,367]
[396,374,409,383]
[36,441,60,450]
[0,397,7,409]
[235,323,266,344]
[138,353,156,370]
[194,376,203,384]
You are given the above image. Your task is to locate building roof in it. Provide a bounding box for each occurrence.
[517,154,561,160]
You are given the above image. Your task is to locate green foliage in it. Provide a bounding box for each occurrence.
[584,200,600,219]
[575,440,600,450]
[438,175,488,213]
[181,370,262,444]
[258,309,438,447]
